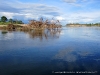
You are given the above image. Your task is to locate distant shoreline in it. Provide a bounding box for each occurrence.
[66,24,100,27]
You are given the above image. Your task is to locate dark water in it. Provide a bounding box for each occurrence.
[0,27,100,75]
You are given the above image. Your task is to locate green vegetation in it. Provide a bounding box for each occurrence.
[67,23,100,27]
[1,16,7,22]
[0,16,24,25]
[1,31,8,34]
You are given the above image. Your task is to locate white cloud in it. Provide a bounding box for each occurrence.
[62,0,76,3]
[62,0,92,3]
[0,0,100,24]
[0,0,60,21]
[56,16,65,21]
[0,12,14,19]
[61,11,100,23]
[62,0,93,7]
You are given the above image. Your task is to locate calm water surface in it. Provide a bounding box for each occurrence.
[0,27,100,75]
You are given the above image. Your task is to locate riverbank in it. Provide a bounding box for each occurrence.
[0,24,27,30]
[0,24,27,27]
[66,24,100,27]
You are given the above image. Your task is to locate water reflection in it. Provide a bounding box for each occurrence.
[23,29,61,40]
[0,29,62,41]
[1,30,8,34]
[53,48,77,62]
[53,48,93,62]
[52,47,99,73]
[0,27,100,75]
[0,31,14,40]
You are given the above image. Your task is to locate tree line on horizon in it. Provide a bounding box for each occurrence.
[67,22,100,26]
[0,16,24,25]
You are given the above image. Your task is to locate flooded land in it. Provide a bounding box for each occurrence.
[0,27,100,75]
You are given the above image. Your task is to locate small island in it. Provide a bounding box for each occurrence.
[0,16,62,31]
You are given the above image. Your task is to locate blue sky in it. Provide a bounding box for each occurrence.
[0,0,100,25]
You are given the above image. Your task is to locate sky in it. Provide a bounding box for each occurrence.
[0,0,100,25]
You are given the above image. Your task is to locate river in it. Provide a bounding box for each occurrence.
[0,27,100,75]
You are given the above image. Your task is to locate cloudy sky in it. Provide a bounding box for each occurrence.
[0,0,100,25]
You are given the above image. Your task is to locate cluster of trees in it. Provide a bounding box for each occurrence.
[0,16,24,25]
[67,23,100,26]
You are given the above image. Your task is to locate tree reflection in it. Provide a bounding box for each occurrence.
[26,29,62,40]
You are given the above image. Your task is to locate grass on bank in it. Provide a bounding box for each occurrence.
[0,22,12,25]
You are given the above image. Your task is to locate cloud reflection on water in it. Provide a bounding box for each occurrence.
[53,48,77,62]
[53,48,93,62]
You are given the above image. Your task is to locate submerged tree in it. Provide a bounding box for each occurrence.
[27,17,62,29]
